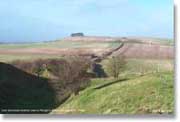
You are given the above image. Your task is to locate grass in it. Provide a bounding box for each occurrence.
[102,59,174,77]
[52,59,174,114]
[0,40,121,49]
[0,54,63,63]
[52,71,174,114]
[0,62,58,113]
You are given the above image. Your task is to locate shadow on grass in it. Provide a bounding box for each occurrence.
[0,62,60,114]
[93,78,129,90]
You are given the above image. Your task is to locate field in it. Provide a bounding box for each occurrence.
[0,37,173,62]
[0,36,175,114]
[0,40,121,62]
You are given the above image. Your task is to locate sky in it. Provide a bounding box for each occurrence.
[0,0,173,42]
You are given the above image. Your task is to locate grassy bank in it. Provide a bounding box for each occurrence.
[52,71,174,114]
[52,58,174,114]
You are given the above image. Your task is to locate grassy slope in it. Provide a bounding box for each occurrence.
[52,59,174,114]
[52,72,174,114]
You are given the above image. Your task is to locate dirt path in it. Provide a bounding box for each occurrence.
[91,40,124,62]
[90,40,125,78]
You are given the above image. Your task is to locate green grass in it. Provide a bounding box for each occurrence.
[102,59,174,77]
[52,59,174,114]
[0,54,63,63]
[52,71,174,114]
[0,40,120,49]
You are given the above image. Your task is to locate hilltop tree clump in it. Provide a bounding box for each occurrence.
[71,32,84,37]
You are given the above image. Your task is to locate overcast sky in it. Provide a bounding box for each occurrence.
[0,0,173,42]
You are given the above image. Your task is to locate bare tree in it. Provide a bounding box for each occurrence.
[106,55,126,78]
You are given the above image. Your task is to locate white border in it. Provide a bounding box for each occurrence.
[0,0,179,121]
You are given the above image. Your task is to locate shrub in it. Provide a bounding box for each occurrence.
[48,56,90,84]
[12,59,46,77]
[11,57,91,85]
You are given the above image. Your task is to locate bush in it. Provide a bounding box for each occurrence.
[11,57,91,85]
[11,57,91,96]
[11,59,46,77]
[48,56,90,84]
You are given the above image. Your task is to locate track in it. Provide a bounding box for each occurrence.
[91,40,124,62]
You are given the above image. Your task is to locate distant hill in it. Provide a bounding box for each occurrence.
[0,36,174,62]
[63,36,117,42]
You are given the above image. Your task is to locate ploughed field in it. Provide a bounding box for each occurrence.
[112,43,173,59]
[0,36,174,62]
